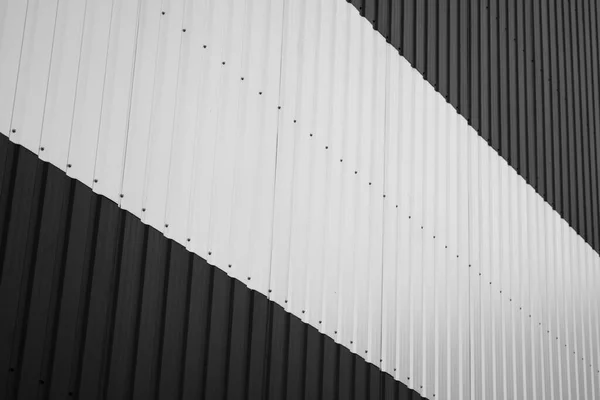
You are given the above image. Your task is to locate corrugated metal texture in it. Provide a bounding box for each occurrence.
[0,135,426,400]
[1,1,600,399]
[349,0,600,255]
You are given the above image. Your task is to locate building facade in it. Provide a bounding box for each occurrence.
[0,0,599,398]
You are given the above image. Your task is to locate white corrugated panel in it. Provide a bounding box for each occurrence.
[1,0,599,399]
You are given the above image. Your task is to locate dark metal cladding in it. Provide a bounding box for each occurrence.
[350,0,600,253]
[0,135,426,399]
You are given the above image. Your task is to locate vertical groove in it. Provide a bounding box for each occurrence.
[176,253,193,400]
[127,224,149,399]
[317,335,324,400]
[243,292,255,400]
[0,147,20,279]
[262,302,274,400]
[152,240,172,400]
[221,277,236,400]
[42,179,77,400]
[99,210,127,398]
[12,163,48,398]
[71,195,103,396]
[200,266,215,399]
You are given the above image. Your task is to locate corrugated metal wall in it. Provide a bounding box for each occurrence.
[0,135,424,400]
[349,0,600,254]
[0,0,599,399]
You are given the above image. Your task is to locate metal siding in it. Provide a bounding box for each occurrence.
[0,1,599,399]
[0,135,424,400]
[353,0,600,258]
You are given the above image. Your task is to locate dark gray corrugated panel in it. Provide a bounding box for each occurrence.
[350,0,600,253]
[0,135,425,399]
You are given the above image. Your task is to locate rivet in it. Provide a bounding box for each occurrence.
[165,224,169,228]
[187,238,190,242]
[395,205,398,208]
[142,208,146,212]
[161,11,165,15]
[203,45,207,48]
[383,194,386,198]
[302,310,305,313]
[228,264,231,268]
[222,61,225,65]
[120,194,124,198]
[325,146,328,149]
[182,28,186,32]
[208,251,212,255]
[94,179,98,183]
[67,164,72,168]
[40,147,44,151]
[350,340,353,343]
[334,331,337,334]
[319,321,322,324]
[355,171,358,174]
[241,77,244,80]
[310,133,313,137]
[259,92,262,95]
[11,129,15,133]
[340,159,343,162]
[247,277,251,280]
[269,289,272,293]
[294,120,297,123]
[369,182,372,185]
